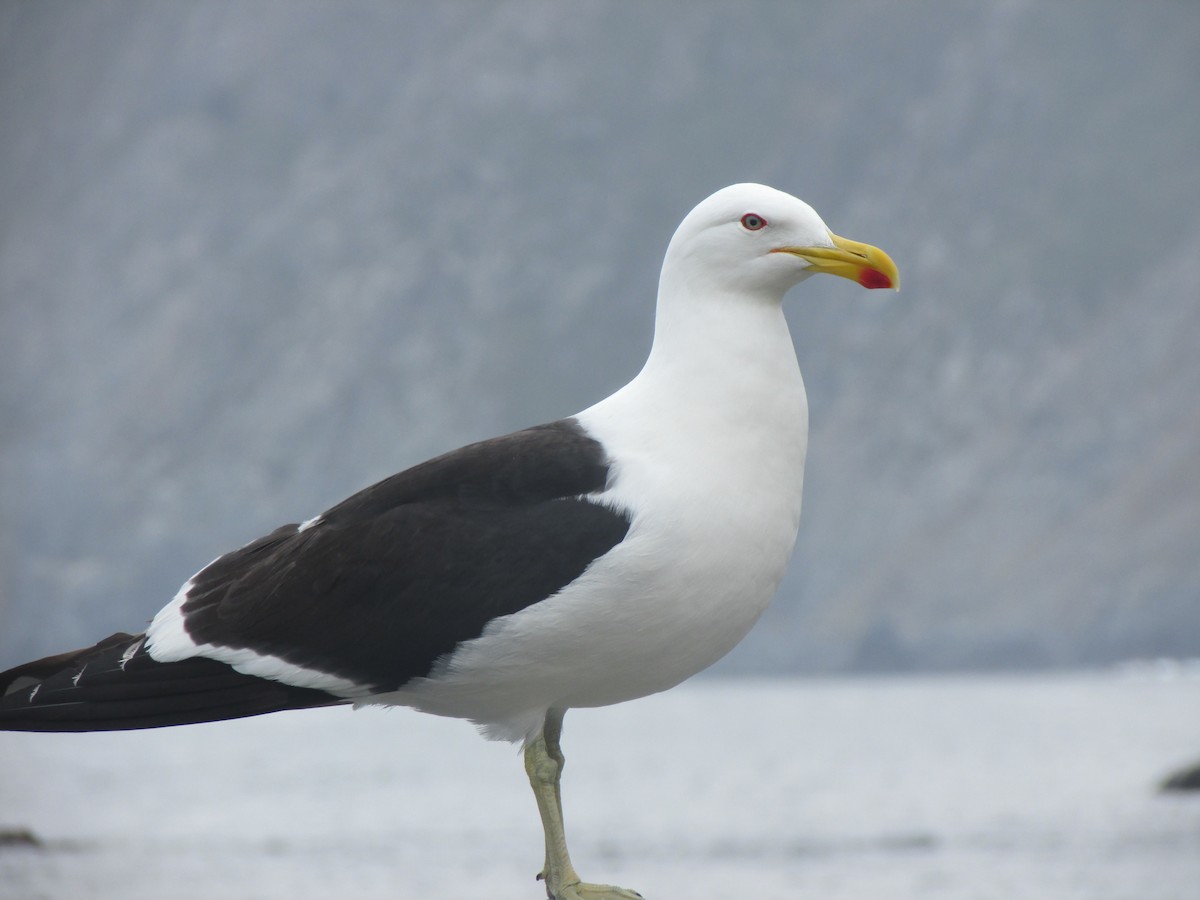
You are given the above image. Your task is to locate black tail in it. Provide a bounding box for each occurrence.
[0,632,346,732]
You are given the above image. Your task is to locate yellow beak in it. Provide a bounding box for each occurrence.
[772,233,899,290]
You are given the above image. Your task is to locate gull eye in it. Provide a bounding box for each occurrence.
[740,213,767,231]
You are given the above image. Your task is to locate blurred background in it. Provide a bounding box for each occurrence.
[3,5,1199,900]
[1,2,1198,674]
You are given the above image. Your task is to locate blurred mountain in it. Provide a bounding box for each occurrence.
[1,1,1197,672]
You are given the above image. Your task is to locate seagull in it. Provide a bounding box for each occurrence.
[0,183,898,899]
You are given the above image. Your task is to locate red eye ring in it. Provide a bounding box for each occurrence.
[740,212,767,231]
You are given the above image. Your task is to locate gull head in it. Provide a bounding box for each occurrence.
[662,183,899,301]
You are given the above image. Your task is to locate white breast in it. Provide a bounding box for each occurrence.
[388,297,809,741]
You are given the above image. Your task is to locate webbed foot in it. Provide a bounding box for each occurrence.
[542,876,644,900]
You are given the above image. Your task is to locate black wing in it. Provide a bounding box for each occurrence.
[174,418,631,691]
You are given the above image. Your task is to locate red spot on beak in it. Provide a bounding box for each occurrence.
[858,267,893,290]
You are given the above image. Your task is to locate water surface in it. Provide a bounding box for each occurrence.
[2,672,1197,899]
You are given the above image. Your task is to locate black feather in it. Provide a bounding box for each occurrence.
[0,632,343,732]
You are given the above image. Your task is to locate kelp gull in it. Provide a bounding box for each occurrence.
[0,183,898,900]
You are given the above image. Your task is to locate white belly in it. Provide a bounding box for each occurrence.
[386,372,807,741]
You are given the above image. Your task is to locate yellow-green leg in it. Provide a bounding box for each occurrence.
[523,709,644,900]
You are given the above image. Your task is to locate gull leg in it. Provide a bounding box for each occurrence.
[524,709,644,900]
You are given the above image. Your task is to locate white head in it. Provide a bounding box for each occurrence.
[661,183,898,301]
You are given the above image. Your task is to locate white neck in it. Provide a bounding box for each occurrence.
[579,276,809,517]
